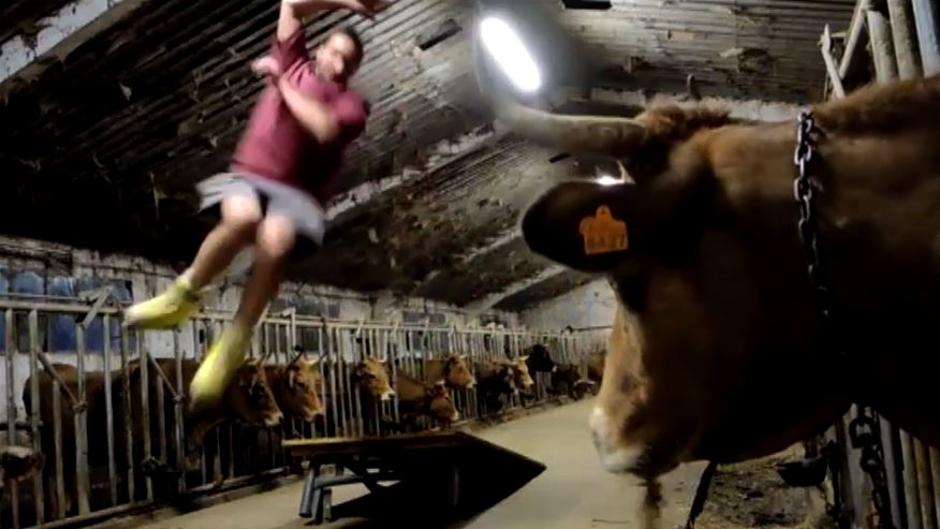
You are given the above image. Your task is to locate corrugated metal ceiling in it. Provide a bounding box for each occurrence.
[0,0,854,310]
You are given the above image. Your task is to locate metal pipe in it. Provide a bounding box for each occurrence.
[227,423,235,479]
[195,320,209,486]
[347,331,364,438]
[930,447,940,525]
[273,323,283,466]
[868,8,901,83]
[138,332,153,501]
[102,315,118,506]
[841,0,873,82]
[121,327,135,503]
[326,326,339,438]
[335,328,350,437]
[53,381,65,519]
[210,321,222,486]
[0,298,125,314]
[880,418,905,529]
[156,371,168,465]
[914,438,937,529]
[173,328,185,494]
[27,310,45,524]
[912,0,940,75]
[902,430,924,529]
[374,329,386,436]
[75,324,91,514]
[887,0,923,78]
[5,309,21,529]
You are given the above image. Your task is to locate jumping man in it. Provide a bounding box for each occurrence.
[125,0,390,413]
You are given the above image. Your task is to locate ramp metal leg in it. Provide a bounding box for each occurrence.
[299,467,317,518]
[448,465,461,509]
[321,489,333,523]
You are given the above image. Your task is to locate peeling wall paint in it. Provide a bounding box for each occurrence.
[520,278,617,332]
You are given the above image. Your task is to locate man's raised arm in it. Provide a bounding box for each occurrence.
[278,0,390,42]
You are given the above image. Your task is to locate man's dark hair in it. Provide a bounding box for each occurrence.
[337,26,364,65]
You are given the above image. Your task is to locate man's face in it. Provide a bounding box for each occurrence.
[315,32,360,83]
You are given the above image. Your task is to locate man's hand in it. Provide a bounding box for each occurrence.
[278,0,391,43]
[339,0,391,18]
[251,56,282,78]
[284,0,390,18]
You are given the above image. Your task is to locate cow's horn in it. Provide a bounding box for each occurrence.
[492,98,648,159]
[289,347,307,365]
[473,33,646,159]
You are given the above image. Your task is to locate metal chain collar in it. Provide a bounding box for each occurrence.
[793,112,894,529]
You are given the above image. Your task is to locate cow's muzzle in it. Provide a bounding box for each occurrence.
[589,406,643,475]
[265,411,284,427]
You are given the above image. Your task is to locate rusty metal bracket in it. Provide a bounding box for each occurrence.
[819,24,845,99]
[147,353,182,402]
[80,285,115,328]
[34,351,82,408]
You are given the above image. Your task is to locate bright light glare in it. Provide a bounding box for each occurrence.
[479,16,542,93]
[596,175,622,186]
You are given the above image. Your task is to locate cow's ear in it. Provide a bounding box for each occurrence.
[522,180,638,272]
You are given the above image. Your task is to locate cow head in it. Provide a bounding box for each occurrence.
[495,90,851,478]
[508,357,534,393]
[226,359,283,428]
[442,355,476,389]
[280,354,326,421]
[496,363,519,395]
[427,382,460,424]
[525,344,556,373]
[352,357,396,401]
[0,445,44,486]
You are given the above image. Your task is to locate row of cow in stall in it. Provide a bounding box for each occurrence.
[13,339,607,520]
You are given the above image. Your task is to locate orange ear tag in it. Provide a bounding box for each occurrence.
[579,206,629,256]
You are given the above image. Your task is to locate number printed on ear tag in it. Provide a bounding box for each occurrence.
[579,206,629,256]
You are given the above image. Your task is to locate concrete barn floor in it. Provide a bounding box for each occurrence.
[132,398,709,529]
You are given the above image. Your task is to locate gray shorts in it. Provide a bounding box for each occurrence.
[197,172,327,251]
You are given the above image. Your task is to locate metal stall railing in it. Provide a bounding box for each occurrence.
[818,4,940,528]
[0,291,602,529]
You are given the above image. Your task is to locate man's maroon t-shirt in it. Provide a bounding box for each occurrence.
[230,30,369,204]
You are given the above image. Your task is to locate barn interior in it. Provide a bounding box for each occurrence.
[1,0,939,529]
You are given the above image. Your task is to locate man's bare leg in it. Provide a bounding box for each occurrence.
[235,215,295,327]
[189,214,296,411]
[125,195,262,329]
[186,195,264,287]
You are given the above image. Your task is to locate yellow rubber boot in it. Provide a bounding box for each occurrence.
[124,277,202,329]
[189,324,251,414]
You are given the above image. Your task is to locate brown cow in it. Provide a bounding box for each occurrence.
[550,363,594,400]
[128,358,283,449]
[0,445,43,488]
[423,355,476,389]
[490,71,940,483]
[474,360,518,413]
[22,363,121,515]
[265,355,325,421]
[24,357,281,511]
[395,373,460,425]
[586,350,606,387]
[351,357,396,401]
[119,357,282,497]
[506,356,534,393]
